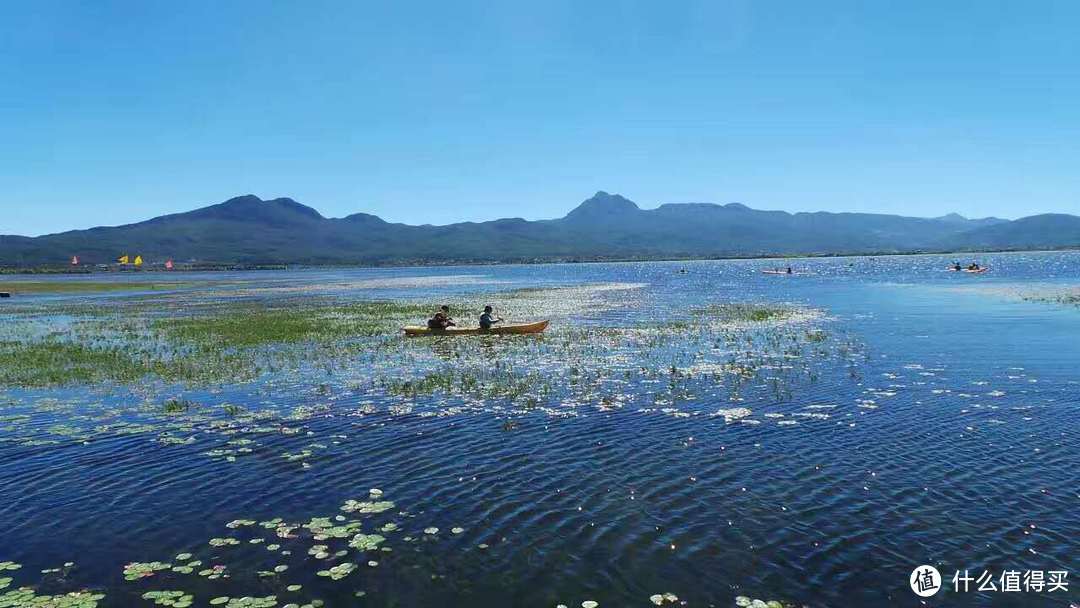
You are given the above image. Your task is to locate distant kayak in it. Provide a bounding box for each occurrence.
[402,320,549,336]
[963,267,989,274]
[761,270,794,275]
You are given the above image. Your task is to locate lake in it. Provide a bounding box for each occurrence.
[1,252,1078,608]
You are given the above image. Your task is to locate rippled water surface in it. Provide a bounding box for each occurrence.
[1,252,1078,607]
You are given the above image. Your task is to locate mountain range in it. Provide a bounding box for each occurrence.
[2,192,1079,266]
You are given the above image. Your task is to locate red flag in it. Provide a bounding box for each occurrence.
[165,259,174,270]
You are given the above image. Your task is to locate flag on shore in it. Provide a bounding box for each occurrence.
[118,255,129,265]
[71,256,79,266]
[133,255,143,267]
[165,260,174,270]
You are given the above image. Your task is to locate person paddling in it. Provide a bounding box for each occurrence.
[479,305,503,330]
[427,305,455,330]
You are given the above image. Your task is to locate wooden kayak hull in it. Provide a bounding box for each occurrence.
[402,320,549,336]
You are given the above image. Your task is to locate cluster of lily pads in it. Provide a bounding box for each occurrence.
[0,588,105,608]
[123,562,172,581]
[0,561,107,608]
[734,596,786,608]
[141,590,194,607]
[97,488,486,607]
[209,596,279,607]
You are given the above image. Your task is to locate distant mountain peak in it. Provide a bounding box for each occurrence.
[222,194,263,205]
[935,212,968,223]
[564,191,640,221]
[187,194,323,224]
[343,212,388,225]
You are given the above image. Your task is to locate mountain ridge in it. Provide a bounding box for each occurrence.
[1,192,1074,267]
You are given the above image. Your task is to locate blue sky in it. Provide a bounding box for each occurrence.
[2,1,1079,236]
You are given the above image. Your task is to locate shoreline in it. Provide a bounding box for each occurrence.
[1,246,1077,275]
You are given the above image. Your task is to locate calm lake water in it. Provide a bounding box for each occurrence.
[1,252,1078,607]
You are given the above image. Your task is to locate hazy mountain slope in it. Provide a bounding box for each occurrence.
[0,192,1073,266]
[945,214,1080,250]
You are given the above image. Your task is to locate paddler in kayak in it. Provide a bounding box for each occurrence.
[427,305,456,330]
[479,305,503,330]
[967,262,981,271]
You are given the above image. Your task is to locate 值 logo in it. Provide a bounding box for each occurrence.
[911,565,942,597]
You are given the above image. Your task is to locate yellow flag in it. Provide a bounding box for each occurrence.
[118,255,129,265]
[134,255,143,266]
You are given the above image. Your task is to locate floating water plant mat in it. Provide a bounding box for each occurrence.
[0,283,862,448]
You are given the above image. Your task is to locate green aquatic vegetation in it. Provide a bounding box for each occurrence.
[340,500,395,514]
[0,341,144,386]
[208,538,240,547]
[691,302,799,323]
[162,399,195,414]
[1023,292,1080,306]
[225,519,256,529]
[0,297,426,387]
[141,590,194,607]
[169,560,201,574]
[196,565,228,579]
[281,450,312,463]
[123,562,172,581]
[734,597,785,608]
[0,579,9,591]
[153,300,429,348]
[0,588,106,607]
[316,562,356,580]
[305,518,362,540]
[0,281,191,294]
[347,534,385,551]
[158,433,196,445]
[0,564,18,572]
[210,597,277,608]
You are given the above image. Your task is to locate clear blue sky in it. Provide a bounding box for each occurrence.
[3,1,1079,236]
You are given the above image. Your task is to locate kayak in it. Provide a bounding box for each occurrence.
[402,320,550,336]
[964,268,989,274]
[761,270,794,275]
